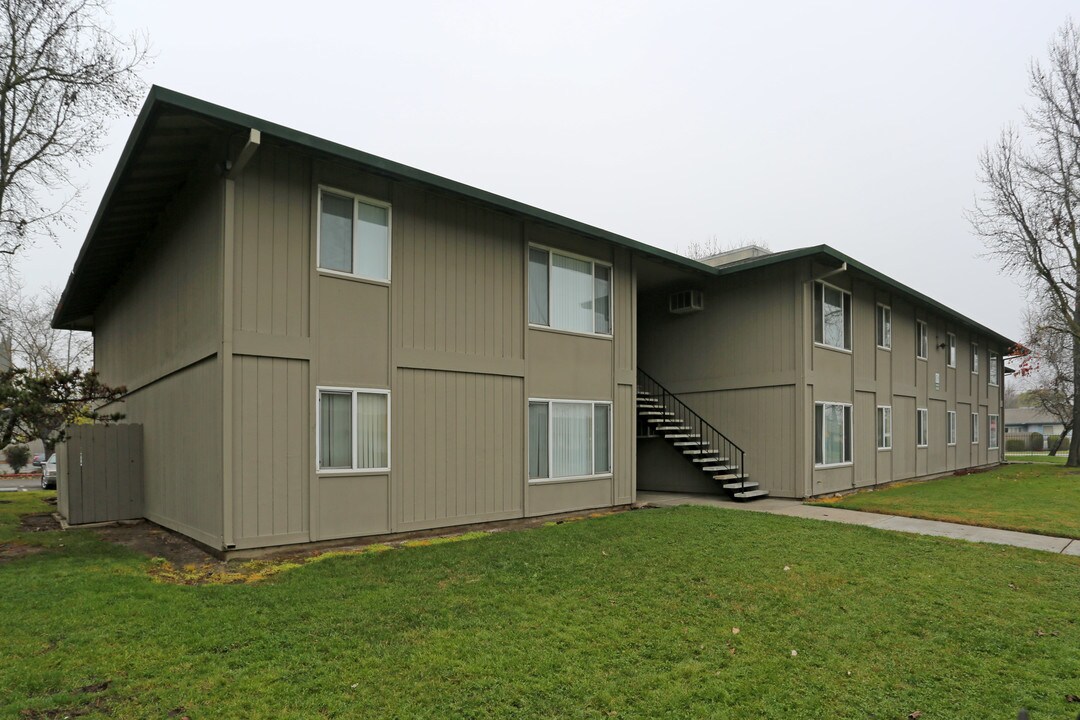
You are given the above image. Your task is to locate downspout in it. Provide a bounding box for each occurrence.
[221,129,261,550]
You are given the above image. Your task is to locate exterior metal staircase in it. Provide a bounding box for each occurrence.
[637,369,768,501]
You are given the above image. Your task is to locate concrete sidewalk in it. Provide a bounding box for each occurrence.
[639,491,1080,556]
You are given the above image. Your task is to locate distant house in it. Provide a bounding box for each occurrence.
[1004,408,1068,440]
[51,87,1013,552]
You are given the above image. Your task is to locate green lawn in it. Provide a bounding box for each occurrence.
[1005,453,1068,464]
[2,492,1080,719]
[818,463,1080,539]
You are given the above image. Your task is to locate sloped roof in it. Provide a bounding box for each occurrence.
[52,86,1016,350]
[1004,408,1061,426]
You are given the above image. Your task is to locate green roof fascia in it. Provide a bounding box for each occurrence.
[711,244,1016,349]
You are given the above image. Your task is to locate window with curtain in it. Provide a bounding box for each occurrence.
[917,408,928,447]
[317,388,390,472]
[814,282,850,350]
[528,399,612,481]
[815,402,852,466]
[971,412,980,444]
[971,343,979,373]
[989,352,999,385]
[947,410,957,445]
[528,246,612,336]
[916,321,928,359]
[947,333,956,367]
[988,414,999,449]
[318,189,390,281]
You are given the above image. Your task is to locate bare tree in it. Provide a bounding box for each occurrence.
[1022,304,1074,454]
[969,20,1080,466]
[682,236,771,261]
[0,276,92,372]
[0,0,148,262]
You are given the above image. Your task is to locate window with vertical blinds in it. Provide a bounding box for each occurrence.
[528,246,612,336]
[528,399,612,481]
[317,388,390,472]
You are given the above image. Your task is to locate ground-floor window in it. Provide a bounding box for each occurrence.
[317,388,390,472]
[947,411,957,446]
[917,408,928,448]
[815,401,852,467]
[971,412,980,444]
[877,406,892,450]
[989,414,999,449]
[529,399,611,481]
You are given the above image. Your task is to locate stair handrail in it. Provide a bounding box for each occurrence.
[638,368,749,493]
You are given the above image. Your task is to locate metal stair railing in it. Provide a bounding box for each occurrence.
[638,369,749,493]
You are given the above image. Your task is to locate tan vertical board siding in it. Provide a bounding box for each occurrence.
[957,401,972,467]
[929,398,948,470]
[117,357,222,546]
[892,395,916,480]
[614,383,635,504]
[528,331,613,399]
[94,164,223,392]
[233,144,311,339]
[393,187,524,362]
[854,391,877,487]
[395,368,523,530]
[528,478,612,516]
[317,277,390,387]
[231,355,309,548]
[317,475,390,539]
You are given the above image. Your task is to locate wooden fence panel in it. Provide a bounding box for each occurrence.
[56,424,143,525]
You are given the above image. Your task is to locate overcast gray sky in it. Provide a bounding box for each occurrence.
[12,0,1078,341]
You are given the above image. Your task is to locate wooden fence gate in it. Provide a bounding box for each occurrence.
[57,424,144,525]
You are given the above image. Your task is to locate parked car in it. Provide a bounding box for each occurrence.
[41,454,57,490]
[31,453,44,468]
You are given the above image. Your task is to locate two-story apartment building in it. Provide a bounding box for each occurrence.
[52,87,1012,551]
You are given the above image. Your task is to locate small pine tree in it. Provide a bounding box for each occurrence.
[3,444,30,474]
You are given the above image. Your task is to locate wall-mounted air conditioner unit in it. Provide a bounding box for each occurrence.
[669,289,704,314]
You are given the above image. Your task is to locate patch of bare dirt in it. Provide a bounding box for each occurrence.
[94,522,216,566]
[18,513,60,532]
[0,542,45,563]
[19,697,109,718]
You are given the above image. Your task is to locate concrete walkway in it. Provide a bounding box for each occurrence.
[639,491,1080,556]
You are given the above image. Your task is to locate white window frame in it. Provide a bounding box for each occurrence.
[315,386,391,474]
[316,186,392,284]
[876,304,892,350]
[528,244,613,338]
[528,398,613,483]
[988,352,999,386]
[814,281,852,353]
[877,405,892,450]
[916,407,928,448]
[947,410,957,446]
[947,332,956,368]
[815,401,853,468]
[971,412,980,444]
[971,343,979,374]
[988,414,999,449]
[916,320,928,360]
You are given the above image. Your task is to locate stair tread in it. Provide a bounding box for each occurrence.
[721,481,758,490]
[673,440,708,446]
[733,489,769,500]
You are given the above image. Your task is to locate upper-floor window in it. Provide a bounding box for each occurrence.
[947,333,956,368]
[814,281,851,351]
[876,304,892,349]
[971,343,979,374]
[529,246,611,336]
[318,188,391,282]
[815,401,852,466]
[916,320,928,360]
[989,352,999,386]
